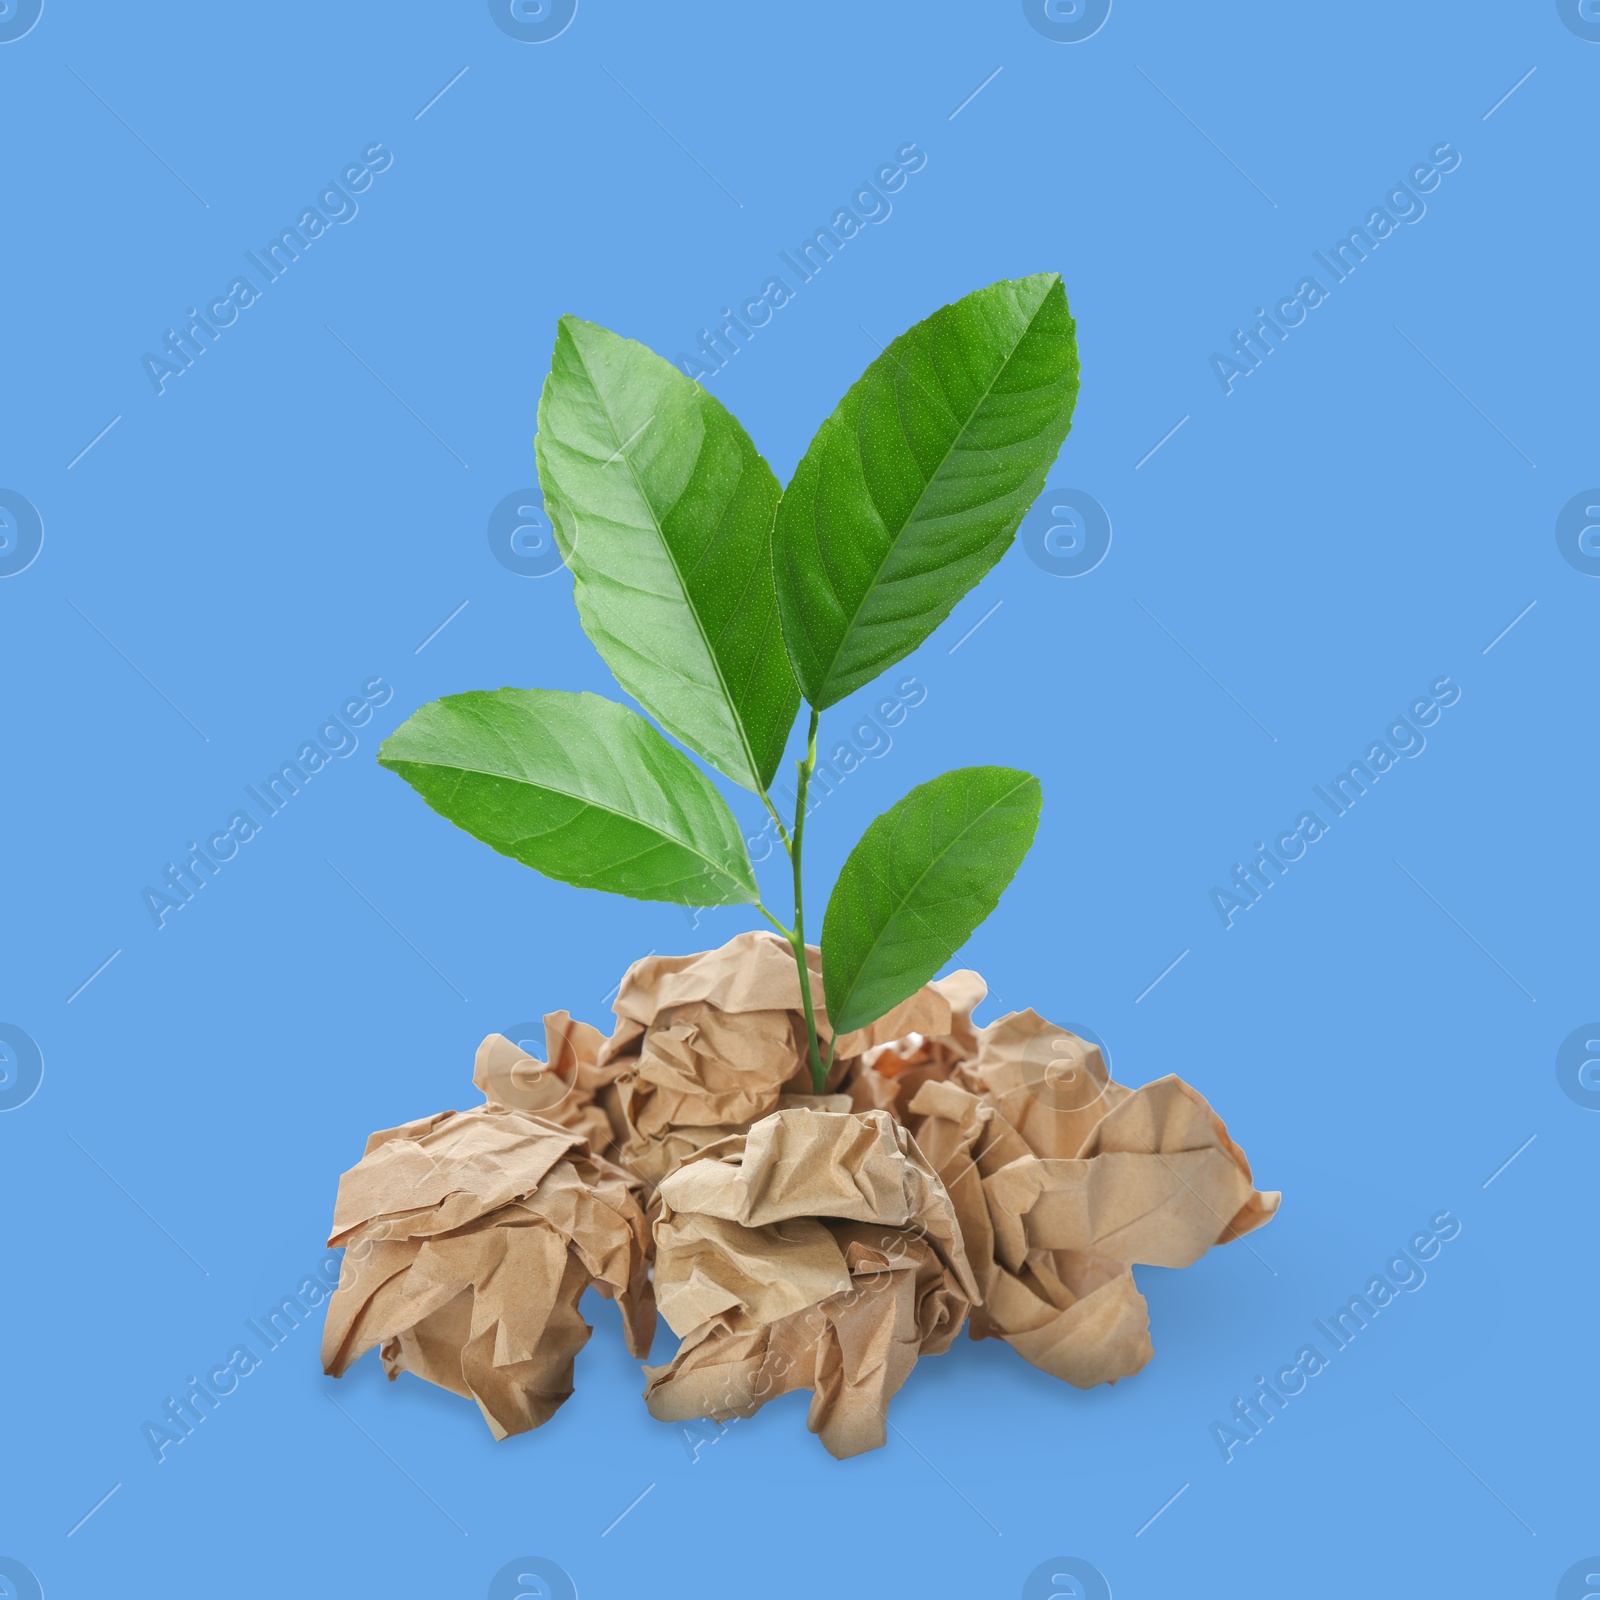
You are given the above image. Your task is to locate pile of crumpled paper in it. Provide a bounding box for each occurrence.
[321,931,1278,1457]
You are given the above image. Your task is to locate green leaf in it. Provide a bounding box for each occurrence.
[534,315,799,793]
[774,274,1080,709]
[821,766,1041,1035]
[377,688,758,907]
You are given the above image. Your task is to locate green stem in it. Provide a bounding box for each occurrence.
[788,706,826,1093]
[760,790,794,859]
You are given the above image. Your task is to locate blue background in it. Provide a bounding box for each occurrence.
[3,2,1595,1596]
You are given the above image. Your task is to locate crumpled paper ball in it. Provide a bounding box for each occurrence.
[642,1106,979,1458]
[472,1010,624,1157]
[597,930,955,1187]
[320,1102,654,1438]
[904,1009,1279,1387]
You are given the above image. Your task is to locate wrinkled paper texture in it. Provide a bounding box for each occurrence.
[321,1103,653,1439]
[906,1009,1279,1387]
[643,1108,978,1458]
[598,930,954,1187]
[473,1012,626,1157]
[321,932,1278,1452]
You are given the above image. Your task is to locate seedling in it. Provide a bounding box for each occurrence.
[378,275,1081,1092]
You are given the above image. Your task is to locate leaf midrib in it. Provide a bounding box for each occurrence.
[833,771,1035,1028]
[807,280,1059,705]
[564,325,767,793]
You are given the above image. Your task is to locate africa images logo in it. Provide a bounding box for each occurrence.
[140,145,394,396]
[0,0,43,44]
[0,488,44,578]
